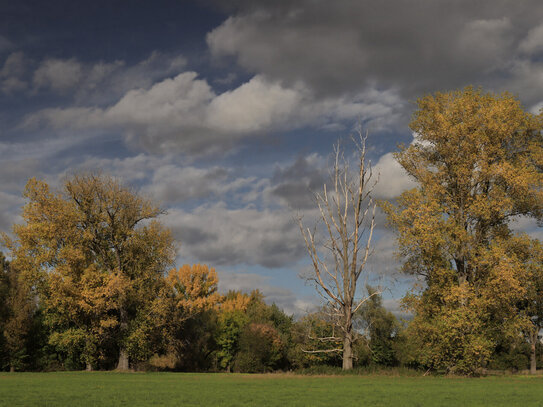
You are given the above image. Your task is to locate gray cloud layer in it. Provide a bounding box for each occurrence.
[208,0,543,107]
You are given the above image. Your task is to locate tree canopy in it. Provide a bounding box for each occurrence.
[4,175,175,370]
[383,87,543,374]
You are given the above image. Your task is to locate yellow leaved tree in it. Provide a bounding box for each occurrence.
[149,264,221,370]
[383,87,543,374]
[164,264,221,316]
[5,174,175,370]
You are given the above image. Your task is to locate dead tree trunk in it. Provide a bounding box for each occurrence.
[298,127,380,370]
[342,326,354,370]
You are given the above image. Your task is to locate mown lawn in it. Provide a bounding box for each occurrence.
[0,372,542,406]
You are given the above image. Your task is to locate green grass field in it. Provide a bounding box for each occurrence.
[1,372,542,406]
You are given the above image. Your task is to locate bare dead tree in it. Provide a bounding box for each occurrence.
[298,128,379,370]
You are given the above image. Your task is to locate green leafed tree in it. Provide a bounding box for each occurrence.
[355,287,399,366]
[509,236,543,374]
[214,291,251,372]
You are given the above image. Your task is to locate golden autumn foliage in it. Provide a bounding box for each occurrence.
[4,174,175,370]
[151,264,222,368]
[385,87,543,283]
[219,291,252,313]
[383,87,543,374]
[3,176,296,373]
[164,264,220,316]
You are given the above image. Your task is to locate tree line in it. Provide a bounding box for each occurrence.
[0,173,396,373]
[1,87,542,375]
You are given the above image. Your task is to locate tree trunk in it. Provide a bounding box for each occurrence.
[530,328,537,375]
[86,362,93,372]
[116,305,129,370]
[117,348,129,370]
[342,330,353,370]
[9,365,14,373]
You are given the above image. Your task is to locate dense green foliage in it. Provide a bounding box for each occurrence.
[355,287,400,367]
[2,372,543,406]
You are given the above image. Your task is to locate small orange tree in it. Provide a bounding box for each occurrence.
[164,264,221,317]
[155,264,220,365]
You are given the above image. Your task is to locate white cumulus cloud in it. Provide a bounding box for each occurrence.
[23,72,404,155]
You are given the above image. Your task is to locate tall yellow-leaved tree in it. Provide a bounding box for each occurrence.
[5,174,175,370]
[383,87,543,374]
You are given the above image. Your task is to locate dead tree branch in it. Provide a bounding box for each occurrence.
[298,125,381,370]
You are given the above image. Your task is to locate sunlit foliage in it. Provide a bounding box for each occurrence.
[383,87,543,374]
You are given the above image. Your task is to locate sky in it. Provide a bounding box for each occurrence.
[1,0,543,316]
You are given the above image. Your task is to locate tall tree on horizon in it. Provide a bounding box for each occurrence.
[383,87,543,374]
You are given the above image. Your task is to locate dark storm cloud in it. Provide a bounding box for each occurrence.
[0,1,224,62]
[208,0,543,104]
[0,36,14,52]
[1,51,187,103]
